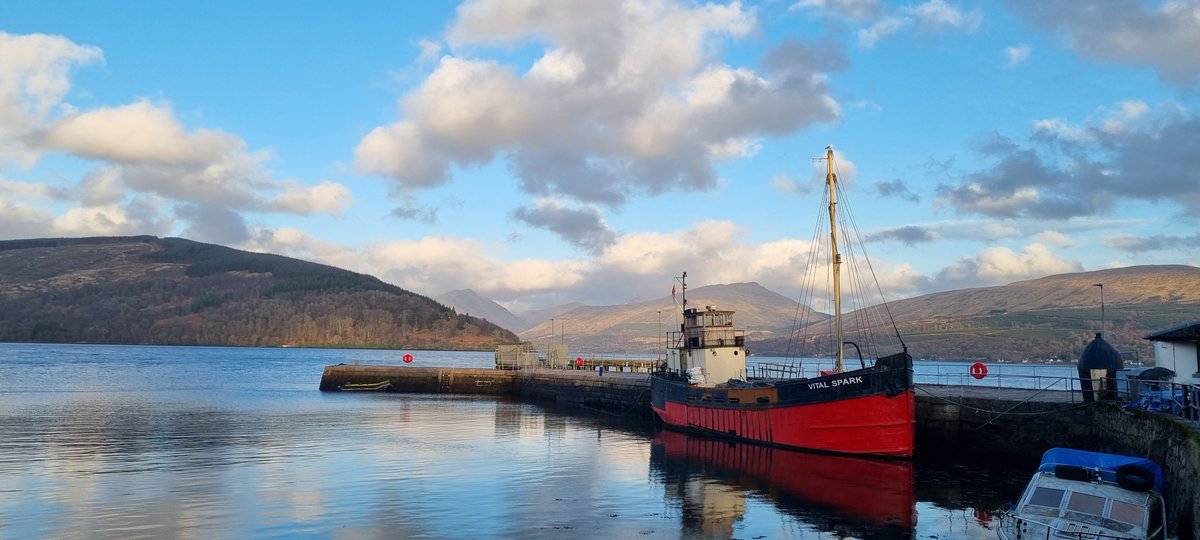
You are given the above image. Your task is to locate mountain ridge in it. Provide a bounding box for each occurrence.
[438,265,1200,362]
[0,236,518,349]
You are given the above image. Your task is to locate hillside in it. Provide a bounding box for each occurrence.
[753,265,1200,362]
[515,282,827,353]
[492,265,1200,362]
[0,236,518,350]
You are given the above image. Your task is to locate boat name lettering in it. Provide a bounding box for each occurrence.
[806,376,863,390]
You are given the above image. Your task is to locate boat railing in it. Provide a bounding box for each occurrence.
[747,362,807,380]
[666,329,745,349]
[918,370,1081,391]
[997,510,1163,540]
[919,368,1200,423]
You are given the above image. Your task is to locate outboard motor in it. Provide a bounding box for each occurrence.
[1078,333,1123,402]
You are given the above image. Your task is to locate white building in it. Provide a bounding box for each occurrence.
[1144,321,1200,385]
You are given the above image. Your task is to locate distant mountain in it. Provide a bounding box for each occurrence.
[0,236,518,350]
[519,302,590,330]
[436,289,533,332]
[488,265,1200,362]
[753,265,1200,362]
[516,282,826,353]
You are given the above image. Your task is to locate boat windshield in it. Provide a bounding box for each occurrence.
[1109,499,1147,527]
[1027,486,1066,509]
[1066,491,1106,515]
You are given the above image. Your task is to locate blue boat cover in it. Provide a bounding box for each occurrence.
[1038,447,1165,492]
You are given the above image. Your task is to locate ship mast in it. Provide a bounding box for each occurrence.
[826,146,844,373]
[680,271,687,313]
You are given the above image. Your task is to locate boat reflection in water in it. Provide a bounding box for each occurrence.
[651,430,915,538]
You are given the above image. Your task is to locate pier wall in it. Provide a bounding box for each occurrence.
[320,364,1198,538]
[318,365,516,393]
[919,392,1200,539]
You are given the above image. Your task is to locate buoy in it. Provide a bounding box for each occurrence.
[576,357,583,368]
[403,354,414,363]
[970,361,988,380]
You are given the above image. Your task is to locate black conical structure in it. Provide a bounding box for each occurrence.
[1078,333,1123,402]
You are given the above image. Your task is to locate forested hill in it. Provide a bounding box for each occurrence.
[0,236,518,350]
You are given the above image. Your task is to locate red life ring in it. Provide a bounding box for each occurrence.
[970,362,988,379]
[403,354,414,363]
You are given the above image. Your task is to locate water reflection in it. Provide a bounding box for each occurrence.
[650,430,916,539]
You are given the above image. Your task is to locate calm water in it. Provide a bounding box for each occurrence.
[0,343,1042,539]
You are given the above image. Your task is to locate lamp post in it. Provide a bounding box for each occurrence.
[550,318,555,344]
[1093,283,1105,337]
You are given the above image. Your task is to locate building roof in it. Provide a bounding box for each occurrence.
[1144,320,1200,342]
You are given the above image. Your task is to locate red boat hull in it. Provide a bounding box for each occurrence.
[650,356,915,457]
[652,389,914,457]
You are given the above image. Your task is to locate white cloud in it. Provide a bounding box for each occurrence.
[0,199,56,239]
[0,31,102,165]
[0,31,351,243]
[356,0,840,206]
[1004,44,1032,67]
[1031,230,1075,248]
[935,242,1082,289]
[51,205,137,236]
[0,177,65,200]
[791,0,880,21]
[908,0,981,32]
[269,181,353,215]
[858,0,982,48]
[1008,1,1200,87]
[40,101,237,164]
[859,17,906,48]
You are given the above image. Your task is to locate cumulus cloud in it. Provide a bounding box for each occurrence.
[38,101,235,164]
[1007,0,1200,87]
[269,181,353,215]
[1105,232,1200,253]
[938,101,1200,219]
[511,198,617,254]
[933,242,1083,290]
[355,0,843,207]
[0,31,354,244]
[1031,230,1074,248]
[868,225,940,245]
[0,31,102,166]
[874,179,919,202]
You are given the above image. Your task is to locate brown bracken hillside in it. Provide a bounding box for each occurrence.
[752,265,1200,362]
[0,236,517,350]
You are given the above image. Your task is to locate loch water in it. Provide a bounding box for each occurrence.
[0,343,1048,539]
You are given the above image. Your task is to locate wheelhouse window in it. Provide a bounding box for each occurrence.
[1027,487,1066,508]
[1066,491,1106,516]
[1109,499,1146,527]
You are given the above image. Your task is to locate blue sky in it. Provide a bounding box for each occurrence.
[2,0,1198,313]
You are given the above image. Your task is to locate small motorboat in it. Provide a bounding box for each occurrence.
[997,448,1169,540]
[339,380,393,392]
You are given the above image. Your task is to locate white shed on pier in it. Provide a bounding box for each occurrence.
[1144,321,1200,384]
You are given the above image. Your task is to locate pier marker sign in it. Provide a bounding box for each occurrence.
[970,361,988,379]
[403,354,414,363]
